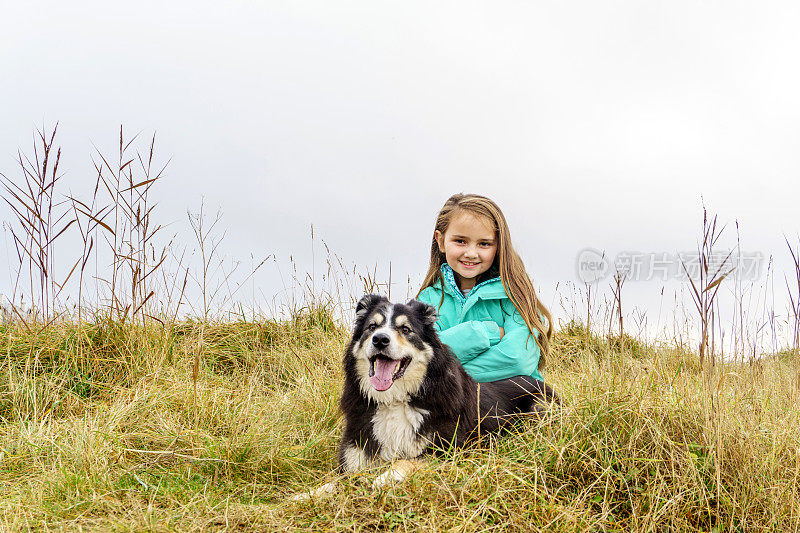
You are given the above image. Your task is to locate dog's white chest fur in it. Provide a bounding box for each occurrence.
[372,402,429,460]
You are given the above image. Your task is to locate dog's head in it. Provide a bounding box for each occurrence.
[346,294,439,404]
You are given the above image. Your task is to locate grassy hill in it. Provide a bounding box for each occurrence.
[1,308,798,531]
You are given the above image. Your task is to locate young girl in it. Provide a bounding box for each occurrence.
[417,193,553,383]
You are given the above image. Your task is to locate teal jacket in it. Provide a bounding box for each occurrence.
[417,264,544,383]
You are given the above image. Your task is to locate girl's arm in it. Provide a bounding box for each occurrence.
[416,289,503,360]
[437,321,504,360]
[462,306,544,383]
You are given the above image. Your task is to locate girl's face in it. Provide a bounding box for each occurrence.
[435,211,498,291]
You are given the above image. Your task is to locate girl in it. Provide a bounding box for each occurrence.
[417,193,553,383]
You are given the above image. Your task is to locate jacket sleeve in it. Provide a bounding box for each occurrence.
[462,305,542,383]
[437,321,504,361]
[416,288,503,361]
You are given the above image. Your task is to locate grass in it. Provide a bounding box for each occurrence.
[0,307,798,531]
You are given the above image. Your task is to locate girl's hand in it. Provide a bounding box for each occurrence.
[498,327,505,339]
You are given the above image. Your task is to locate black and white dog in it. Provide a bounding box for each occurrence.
[293,294,557,498]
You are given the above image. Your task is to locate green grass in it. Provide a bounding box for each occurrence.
[1,308,800,531]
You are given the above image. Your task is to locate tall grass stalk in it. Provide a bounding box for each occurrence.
[681,206,733,369]
[0,124,71,323]
[786,236,800,392]
[610,266,626,338]
[92,126,168,323]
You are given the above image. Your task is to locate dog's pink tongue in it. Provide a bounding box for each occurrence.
[370,358,400,391]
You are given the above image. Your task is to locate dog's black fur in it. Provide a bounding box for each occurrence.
[337,294,558,473]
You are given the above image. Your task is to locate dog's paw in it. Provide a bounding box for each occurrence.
[290,481,337,502]
[373,468,408,489]
[372,459,422,489]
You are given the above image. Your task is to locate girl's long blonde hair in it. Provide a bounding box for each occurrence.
[417,193,553,367]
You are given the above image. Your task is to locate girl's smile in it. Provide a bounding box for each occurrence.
[435,211,498,291]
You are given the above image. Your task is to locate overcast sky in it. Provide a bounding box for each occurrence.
[2,1,799,345]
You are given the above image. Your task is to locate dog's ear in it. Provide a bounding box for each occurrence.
[406,299,438,326]
[355,294,386,320]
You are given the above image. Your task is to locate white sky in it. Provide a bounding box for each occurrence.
[2,1,799,347]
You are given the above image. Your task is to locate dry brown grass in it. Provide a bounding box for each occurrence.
[0,312,798,531]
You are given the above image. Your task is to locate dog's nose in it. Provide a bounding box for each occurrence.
[372,332,390,348]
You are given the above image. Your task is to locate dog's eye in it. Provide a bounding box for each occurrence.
[400,326,411,334]
[367,323,378,332]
